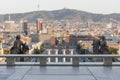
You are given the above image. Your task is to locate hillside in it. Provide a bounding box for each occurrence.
[0,9,120,23]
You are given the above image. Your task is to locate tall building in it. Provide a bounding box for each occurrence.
[66,31,70,48]
[36,19,43,33]
[50,31,55,47]
[22,21,28,35]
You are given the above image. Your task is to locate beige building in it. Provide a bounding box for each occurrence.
[4,21,22,33]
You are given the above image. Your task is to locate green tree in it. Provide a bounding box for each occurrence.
[34,44,45,54]
[34,48,40,54]
[108,47,118,54]
[40,44,45,53]
[4,49,10,54]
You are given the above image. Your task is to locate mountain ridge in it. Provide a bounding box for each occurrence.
[0,9,120,23]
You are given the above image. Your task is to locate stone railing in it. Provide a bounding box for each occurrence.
[0,54,120,66]
[46,49,74,63]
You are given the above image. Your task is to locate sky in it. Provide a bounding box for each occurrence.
[0,0,119,14]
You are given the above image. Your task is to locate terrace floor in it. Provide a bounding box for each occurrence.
[0,65,120,80]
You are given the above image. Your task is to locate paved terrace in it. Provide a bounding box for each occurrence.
[0,66,120,80]
[0,54,120,80]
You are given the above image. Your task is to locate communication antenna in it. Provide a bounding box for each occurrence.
[64,0,67,9]
[37,0,40,11]
[38,4,40,11]
[64,0,69,9]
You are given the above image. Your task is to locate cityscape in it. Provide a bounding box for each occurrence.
[0,9,120,59]
[0,0,120,80]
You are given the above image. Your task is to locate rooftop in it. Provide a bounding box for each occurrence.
[0,66,120,80]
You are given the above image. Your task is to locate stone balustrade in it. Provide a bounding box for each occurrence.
[46,49,74,62]
[0,54,120,66]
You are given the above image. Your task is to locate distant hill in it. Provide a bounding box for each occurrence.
[0,9,120,23]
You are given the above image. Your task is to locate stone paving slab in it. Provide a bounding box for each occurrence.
[0,66,120,80]
[22,75,95,80]
[88,66,120,80]
[27,66,91,75]
[6,68,31,80]
[0,66,31,80]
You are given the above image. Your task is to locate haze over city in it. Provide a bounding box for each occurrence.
[0,0,119,14]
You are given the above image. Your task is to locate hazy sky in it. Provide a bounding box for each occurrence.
[0,0,119,14]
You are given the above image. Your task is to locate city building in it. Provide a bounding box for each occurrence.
[22,20,28,35]
[36,19,43,33]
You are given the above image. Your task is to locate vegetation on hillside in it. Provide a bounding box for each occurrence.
[1,9,120,23]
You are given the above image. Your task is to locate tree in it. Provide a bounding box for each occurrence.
[108,47,118,54]
[34,48,40,54]
[34,44,45,54]
[39,44,45,53]
[4,49,10,54]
